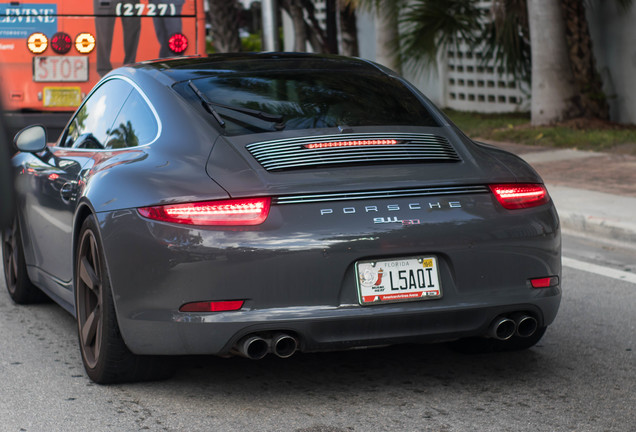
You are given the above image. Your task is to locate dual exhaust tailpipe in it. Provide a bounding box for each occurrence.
[489,313,538,341]
[235,315,537,356]
[233,333,298,360]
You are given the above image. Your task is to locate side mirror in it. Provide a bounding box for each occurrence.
[14,125,47,153]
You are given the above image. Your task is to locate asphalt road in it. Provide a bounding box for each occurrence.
[1,235,634,432]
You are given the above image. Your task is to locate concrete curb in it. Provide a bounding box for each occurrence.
[546,185,636,248]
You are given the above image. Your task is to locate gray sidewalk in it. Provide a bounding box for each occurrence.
[546,185,636,246]
[489,141,636,248]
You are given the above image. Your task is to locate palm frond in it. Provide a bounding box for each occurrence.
[400,0,484,72]
[481,0,531,83]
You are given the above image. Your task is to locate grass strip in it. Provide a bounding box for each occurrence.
[445,109,636,153]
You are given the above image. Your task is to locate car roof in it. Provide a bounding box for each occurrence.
[132,52,391,82]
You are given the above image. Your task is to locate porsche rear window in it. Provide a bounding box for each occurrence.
[175,71,439,135]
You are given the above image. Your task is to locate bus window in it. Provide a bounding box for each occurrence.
[0,0,205,140]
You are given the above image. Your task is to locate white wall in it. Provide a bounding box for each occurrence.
[357,2,636,122]
[355,7,527,112]
[355,9,445,107]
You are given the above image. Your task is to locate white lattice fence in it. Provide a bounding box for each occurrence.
[444,1,529,113]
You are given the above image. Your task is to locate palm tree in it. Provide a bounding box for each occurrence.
[208,0,242,52]
[559,0,609,119]
[339,0,359,56]
[525,0,631,123]
[527,0,578,124]
[373,0,403,73]
[362,0,631,125]
[279,0,335,53]
[347,0,400,71]
[280,0,308,51]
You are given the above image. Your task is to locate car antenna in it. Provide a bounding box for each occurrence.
[188,80,225,128]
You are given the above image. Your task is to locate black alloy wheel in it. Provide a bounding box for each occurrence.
[1,217,46,304]
[76,223,104,370]
[75,215,176,384]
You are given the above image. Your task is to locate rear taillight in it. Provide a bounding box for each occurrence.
[75,33,96,54]
[51,32,72,54]
[489,184,549,210]
[138,197,271,226]
[168,33,188,54]
[27,32,48,54]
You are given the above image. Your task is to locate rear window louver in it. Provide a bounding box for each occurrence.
[245,133,461,171]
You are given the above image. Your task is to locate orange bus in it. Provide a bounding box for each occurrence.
[0,0,206,139]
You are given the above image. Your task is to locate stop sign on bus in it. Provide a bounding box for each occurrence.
[33,56,88,82]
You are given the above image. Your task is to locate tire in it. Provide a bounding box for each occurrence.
[75,215,176,384]
[1,217,48,304]
[450,326,547,354]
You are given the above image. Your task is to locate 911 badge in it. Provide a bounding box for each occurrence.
[374,217,421,225]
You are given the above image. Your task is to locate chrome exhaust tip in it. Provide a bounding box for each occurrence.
[234,335,270,360]
[489,316,516,340]
[272,333,298,359]
[513,314,538,338]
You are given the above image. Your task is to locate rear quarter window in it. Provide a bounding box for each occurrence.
[63,79,133,149]
[106,90,158,149]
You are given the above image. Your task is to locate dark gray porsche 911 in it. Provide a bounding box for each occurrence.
[3,53,561,384]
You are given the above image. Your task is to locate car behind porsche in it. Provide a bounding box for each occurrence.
[2,53,561,384]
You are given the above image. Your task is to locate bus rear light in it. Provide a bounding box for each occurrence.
[51,32,72,54]
[138,197,271,226]
[168,33,188,54]
[75,33,96,54]
[27,33,48,54]
[489,184,549,210]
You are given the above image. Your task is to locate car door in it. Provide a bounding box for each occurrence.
[19,78,133,294]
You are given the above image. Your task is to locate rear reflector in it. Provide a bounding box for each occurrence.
[138,197,271,226]
[180,300,244,312]
[530,276,559,288]
[304,139,399,149]
[489,184,549,210]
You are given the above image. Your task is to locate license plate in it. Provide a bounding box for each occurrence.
[33,56,89,82]
[356,256,442,305]
[43,87,82,107]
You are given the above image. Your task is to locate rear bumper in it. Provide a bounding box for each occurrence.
[95,192,561,355]
[118,295,561,355]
